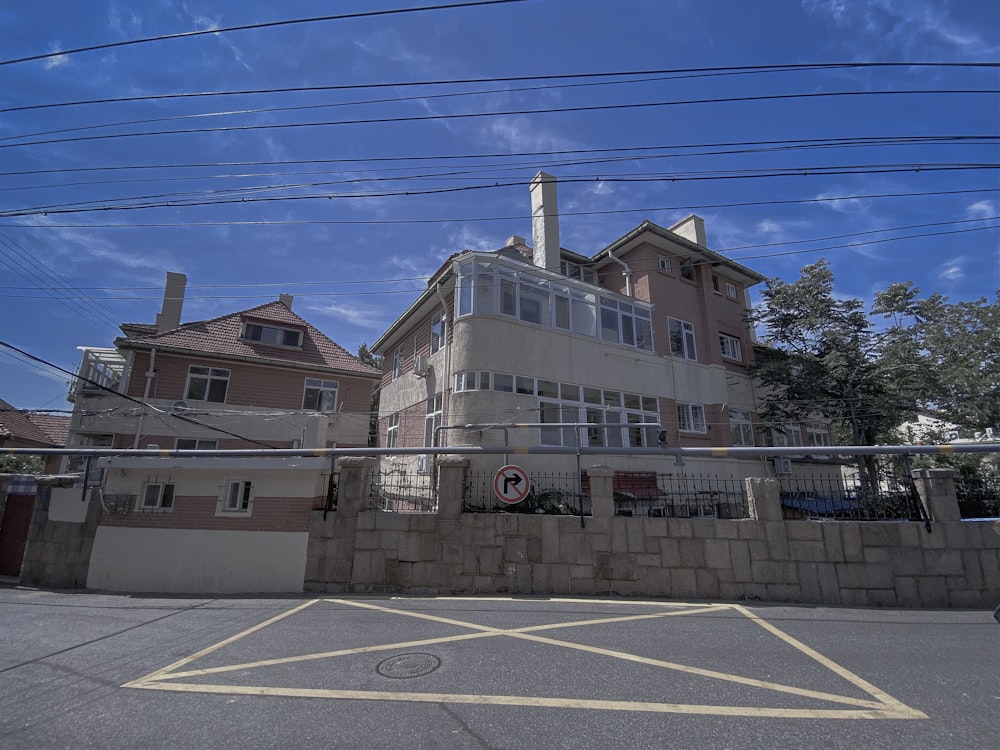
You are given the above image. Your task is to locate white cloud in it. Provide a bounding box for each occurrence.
[42,42,68,70]
[480,117,575,155]
[937,256,967,282]
[304,300,388,331]
[965,200,997,220]
[353,28,433,69]
[802,0,997,57]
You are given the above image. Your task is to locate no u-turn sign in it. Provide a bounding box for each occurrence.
[493,465,531,504]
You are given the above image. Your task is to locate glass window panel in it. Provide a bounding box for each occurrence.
[583,387,602,405]
[600,307,619,342]
[603,391,622,408]
[554,295,570,329]
[623,393,641,409]
[493,373,514,392]
[560,383,579,401]
[537,380,558,398]
[516,377,535,395]
[571,298,597,337]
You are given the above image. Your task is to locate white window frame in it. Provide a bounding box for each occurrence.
[140,481,174,511]
[424,393,443,447]
[242,323,302,348]
[657,255,671,272]
[769,423,804,449]
[725,281,739,300]
[391,345,404,380]
[184,366,230,403]
[386,413,399,448]
[668,318,698,361]
[729,409,755,447]
[806,422,832,447]
[719,333,743,361]
[175,438,218,450]
[303,378,339,412]
[218,479,254,515]
[677,403,707,433]
[430,311,446,355]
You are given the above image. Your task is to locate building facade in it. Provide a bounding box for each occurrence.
[61,274,380,592]
[373,172,828,481]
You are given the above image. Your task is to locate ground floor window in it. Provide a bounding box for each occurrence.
[677,403,707,433]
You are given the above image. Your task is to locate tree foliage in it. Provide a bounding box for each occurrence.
[752,261,999,444]
[0,454,44,475]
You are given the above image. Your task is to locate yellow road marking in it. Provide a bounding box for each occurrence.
[123,599,319,687]
[125,597,927,719]
[733,604,927,717]
[154,602,728,681]
[130,682,918,720]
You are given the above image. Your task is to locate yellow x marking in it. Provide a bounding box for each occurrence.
[124,597,927,720]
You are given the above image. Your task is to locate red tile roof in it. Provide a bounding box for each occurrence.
[0,399,70,447]
[117,302,380,378]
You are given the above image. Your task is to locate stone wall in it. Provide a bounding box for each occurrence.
[305,459,1000,608]
[19,482,100,589]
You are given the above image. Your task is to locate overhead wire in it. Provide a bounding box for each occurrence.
[0,0,528,68]
[3,88,996,151]
[3,61,994,114]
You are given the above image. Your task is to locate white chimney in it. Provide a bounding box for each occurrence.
[155,272,187,333]
[529,171,560,272]
[670,215,707,247]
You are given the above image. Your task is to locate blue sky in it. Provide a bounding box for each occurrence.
[1,0,997,411]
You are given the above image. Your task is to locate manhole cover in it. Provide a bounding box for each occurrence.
[376,653,441,679]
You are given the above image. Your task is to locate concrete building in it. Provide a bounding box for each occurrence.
[61,274,381,592]
[372,172,829,482]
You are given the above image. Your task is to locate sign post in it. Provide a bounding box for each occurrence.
[493,464,531,505]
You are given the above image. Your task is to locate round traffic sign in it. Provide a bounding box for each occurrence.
[493,464,531,504]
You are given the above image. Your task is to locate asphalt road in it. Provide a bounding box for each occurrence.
[0,585,996,750]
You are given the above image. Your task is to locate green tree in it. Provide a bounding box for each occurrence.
[750,261,924,493]
[357,343,383,448]
[874,284,1000,431]
[0,454,44,474]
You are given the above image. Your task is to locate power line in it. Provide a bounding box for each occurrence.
[3,135,993,178]
[0,224,994,302]
[0,0,527,67]
[1,186,993,224]
[2,88,995,151]
[3,62,994,114]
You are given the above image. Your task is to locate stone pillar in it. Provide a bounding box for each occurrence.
[436,455,469,519]
[746,477,783,521]
[336,456,377,519]
[911,468,961,522]
[587,466,615,518]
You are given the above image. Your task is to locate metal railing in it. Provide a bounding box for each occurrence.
[368,467,437,513]
[610,473,750,519]
[778,470,921,520]
[463,471,587,515]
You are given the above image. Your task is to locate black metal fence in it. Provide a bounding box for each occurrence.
[778,466,922,521]
[367,467,437,513]
[610,473,750,519]
[956,470,1000,519]
[463,471,587,515]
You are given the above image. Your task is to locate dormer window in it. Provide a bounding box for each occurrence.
[243,323,302,347]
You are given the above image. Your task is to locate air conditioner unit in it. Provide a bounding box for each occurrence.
[773,457,793,476]
[170,400,193,415]
[413,355,429,378]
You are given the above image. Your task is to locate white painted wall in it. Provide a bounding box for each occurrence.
[87,527,308,593]
[48,487,90,523]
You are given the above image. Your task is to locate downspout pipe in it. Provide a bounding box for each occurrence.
[606,248,632,296]
[132,347,156,449]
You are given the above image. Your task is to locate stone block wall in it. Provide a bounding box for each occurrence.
[305,459,1000,608]
[18,482,100,589]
